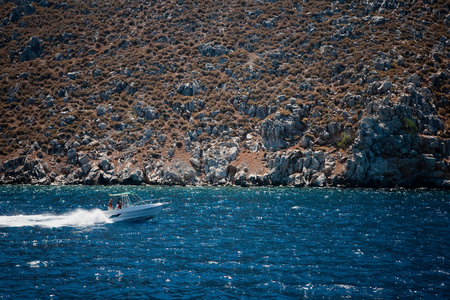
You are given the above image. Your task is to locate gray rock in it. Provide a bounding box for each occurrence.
[7,83,20,103]
[67,72,80,80]
[262,17,277,28]
[67,148,77,164]
[83,166,99,184]
[311,157,321,171]
[256,105,267,119]
[374,57,391,70]
[190,158,202,169]
[177,82,200,96]
[215,167,227,180]
[96,105,106,117]
[277,95,286,102]
[62,115,76,124]
[422,136,439,149]
[422,155,436,171]
[183,169,197,183]
[114,80,127,93]
[45,97,55,108]
[234,171,248,186]
[10,4,35,22]
[19,36,42,62]
[130,170,144,183]
[54,53,65,61]
[93,68,102,77]
[327,122,341,136]
[377,80,392,94]
[158,134,167,143]
[198,43,232,57]
[79,154,89,166]
[313,172,327,187]
[300,135,312,148]
[298,81,311,91]
[320,45,337,57]
[100,90,112,101]
[120,168,144,184]
[372,16,386,25]
[288,174,305,187]
[228,147,239,161]
[397,55,405,66]
[98,171,112,185]
[405,83,417,95]
[408,73,421,87]
[99,158,112,171]
[205,63,214,71]
[245,9,262,18]
[82,163,91,175]
[30,161,46,179]
[133,102,159,121]
[429,71,448,88]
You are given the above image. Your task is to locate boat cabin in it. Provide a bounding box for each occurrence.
[108,192,160,210]
[108,193,140,210]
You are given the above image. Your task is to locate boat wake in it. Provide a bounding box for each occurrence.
[0,209,113,228]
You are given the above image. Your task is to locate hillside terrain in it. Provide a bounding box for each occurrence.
[0,0,449,188]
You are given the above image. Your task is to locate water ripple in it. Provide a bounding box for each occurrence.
[0,186,448,298]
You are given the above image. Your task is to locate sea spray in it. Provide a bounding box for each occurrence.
[58,209,113,227]
[0,209,112,228]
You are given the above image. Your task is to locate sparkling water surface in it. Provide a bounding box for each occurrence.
[0,185,448,299]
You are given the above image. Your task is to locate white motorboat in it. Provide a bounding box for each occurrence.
[103,192,169,222]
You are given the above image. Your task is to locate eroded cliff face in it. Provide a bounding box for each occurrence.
[0,0,449,188]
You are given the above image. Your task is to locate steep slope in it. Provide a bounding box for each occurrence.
[0,0,449,187]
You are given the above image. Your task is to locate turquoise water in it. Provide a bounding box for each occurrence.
[0,185,448,299]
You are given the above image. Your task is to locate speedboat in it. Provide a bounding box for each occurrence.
[103,192,169,222]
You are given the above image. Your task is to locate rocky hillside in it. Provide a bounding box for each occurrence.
[0,0,449,188]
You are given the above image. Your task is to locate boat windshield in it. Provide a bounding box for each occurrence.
[108,192,162,210]
[108,193,145,209]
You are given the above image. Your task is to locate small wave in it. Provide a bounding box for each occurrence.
[27,260,49,268]
[0,209,112,228]
[291,206,317,211]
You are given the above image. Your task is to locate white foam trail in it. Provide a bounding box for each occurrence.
[0,209,113,228]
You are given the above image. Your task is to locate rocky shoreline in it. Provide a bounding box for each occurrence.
[1,134,449,189]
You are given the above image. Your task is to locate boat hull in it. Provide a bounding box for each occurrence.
[103,202,169,222]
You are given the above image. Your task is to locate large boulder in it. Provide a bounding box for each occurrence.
[198,43,232,57]
[121,168,145,185]
[133,102,159,120]
[78,154,90,166]
[19,37,43,62]
[177,82,200,96]
[99,158,113,171]
[10,4,35,22]
[260,112,304,151]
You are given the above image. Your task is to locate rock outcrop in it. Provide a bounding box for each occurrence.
[261,104,305,151]
[345,85,449,188]
[198,43,233,57]
[19,36,43,62]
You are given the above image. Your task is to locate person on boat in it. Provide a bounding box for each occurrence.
[108,199,113,210]
[116,200,122,210]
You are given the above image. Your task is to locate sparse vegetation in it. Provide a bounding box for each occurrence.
[338,132,353,149]
[0,0,447,165]
[403,118,419,135]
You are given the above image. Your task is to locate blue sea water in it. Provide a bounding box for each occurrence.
[0,185,448,299]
